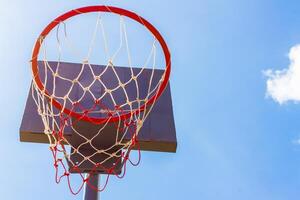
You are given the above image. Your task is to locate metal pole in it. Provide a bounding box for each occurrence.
[84,174,100,200]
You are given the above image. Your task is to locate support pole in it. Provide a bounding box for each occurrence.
[84,174,100,200]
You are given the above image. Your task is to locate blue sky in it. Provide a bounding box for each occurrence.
[1,0,300,199]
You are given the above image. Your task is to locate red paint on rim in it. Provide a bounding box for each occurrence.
[31,6,171,124]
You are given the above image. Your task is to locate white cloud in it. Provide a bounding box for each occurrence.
[292,138,300,145]
[264,44,300,104]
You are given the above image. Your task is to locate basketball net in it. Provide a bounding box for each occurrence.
[30,6,170,194]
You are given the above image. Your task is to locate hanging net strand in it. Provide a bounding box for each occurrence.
[30,6,171,194]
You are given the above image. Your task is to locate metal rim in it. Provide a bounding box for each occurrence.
[31,5,171,124]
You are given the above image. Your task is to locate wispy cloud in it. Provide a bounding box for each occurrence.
[292,138,300,145]
[264,44,300,104]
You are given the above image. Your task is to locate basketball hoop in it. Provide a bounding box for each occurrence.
[30,5,171,194]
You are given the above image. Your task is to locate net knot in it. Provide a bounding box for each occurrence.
[119,82,125,88]
[108,168,114,174]
[52,72,58,77]
[124,121,130,127]
[38,35,45,43]
[95,99,101,104]
[50,144,57,151]
[124,154,129,160]
[84,178,89,183]
[72,165,79,171]
[83,110,89,115]
[105,88,112,94]
[37,108,42,115]
[97,150,103,153]
[72,101,79,106]
[137,119,143,126]
[124,120,135,127]
[44,128,51,135]
[126,100,132,106]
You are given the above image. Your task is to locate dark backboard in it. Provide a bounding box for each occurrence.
[20,62,177,154]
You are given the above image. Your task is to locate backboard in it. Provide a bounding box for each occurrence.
[20,61,177,174]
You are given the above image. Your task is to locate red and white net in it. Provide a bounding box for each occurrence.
[30,7,169,194]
